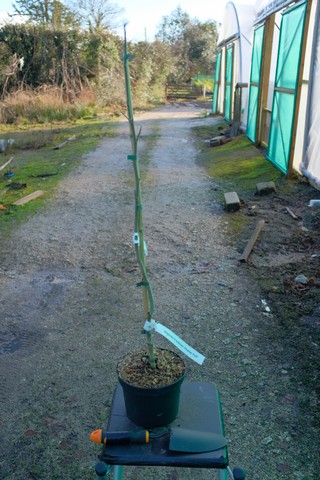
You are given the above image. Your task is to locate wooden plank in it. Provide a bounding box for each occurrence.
[273,86,295,94]
[257,14,275,145]
[286,206,299,220]
[239,219,265,263]
[288,0,313,177]
[12,190,46,206]
[53,135,76,150]
[0,156,14,172]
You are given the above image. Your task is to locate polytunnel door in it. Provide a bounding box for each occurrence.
[247,23,265,143]
[267,0,308,174]
[224,44,234,122]
[212,50,222,114]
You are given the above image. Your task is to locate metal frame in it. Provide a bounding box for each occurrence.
[266,0,309,174]
[96,464,239,480]
[224,43,234,122]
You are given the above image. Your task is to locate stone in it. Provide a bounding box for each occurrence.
[224,191,241,212]
[255,181,276,195]
[294,274,308,284]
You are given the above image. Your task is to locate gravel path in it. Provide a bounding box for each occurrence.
[0,104,318,479]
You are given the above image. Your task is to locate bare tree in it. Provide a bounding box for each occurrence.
[67,0,123,31]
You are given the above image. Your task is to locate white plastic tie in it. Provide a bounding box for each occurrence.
[144,319,156,331]
[133,232,139,245]
[144,320,205,365]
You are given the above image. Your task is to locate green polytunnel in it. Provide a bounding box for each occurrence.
[212,1,256,129]
[267,0,308,174]
[216,0,320,187]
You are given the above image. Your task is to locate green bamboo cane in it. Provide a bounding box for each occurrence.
[123,25,156,368]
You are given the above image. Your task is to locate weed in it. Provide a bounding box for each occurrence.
[0,88,98,124]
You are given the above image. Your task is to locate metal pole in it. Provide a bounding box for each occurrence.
[113,465,123,480]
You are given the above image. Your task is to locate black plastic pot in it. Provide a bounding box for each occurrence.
[117,352,185,428]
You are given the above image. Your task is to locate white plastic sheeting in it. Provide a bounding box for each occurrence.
[218,2,256,128]
[219,2,256,50]
[300,0,320,189]
[254,0,294,22]
[218,2,256,83]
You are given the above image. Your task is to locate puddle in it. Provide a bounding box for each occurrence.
[0,330,23,354]
[0,269,76,356]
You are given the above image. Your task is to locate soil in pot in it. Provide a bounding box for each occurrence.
[117,348,186,427]
[117,348,186,388]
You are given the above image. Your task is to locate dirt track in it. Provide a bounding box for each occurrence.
[0,103,319,479]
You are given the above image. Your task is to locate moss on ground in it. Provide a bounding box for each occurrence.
[191,124,284,245]
[193,128,283,199]
[0,116,115,235]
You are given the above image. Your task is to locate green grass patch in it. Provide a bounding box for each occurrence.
[193,129,283,200]
[0,116,114,234]
[192,125,284,242]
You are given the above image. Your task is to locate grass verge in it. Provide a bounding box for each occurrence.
[192,121,283,201]
[0,116,115,235]
[191,119,285,239]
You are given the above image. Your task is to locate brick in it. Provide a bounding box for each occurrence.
[256,181,276,195]
[224,191,240,212]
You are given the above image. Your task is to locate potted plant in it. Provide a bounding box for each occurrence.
[117,27,204,428]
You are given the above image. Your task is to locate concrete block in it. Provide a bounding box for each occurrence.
[256,181,276,195]
[224,191,240,212]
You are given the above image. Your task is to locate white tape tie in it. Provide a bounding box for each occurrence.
[144,319,156,331]
[133,232,139,245]
[144,320,205,365]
